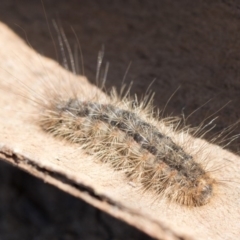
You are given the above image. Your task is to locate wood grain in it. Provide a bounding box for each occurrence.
[0,20,239,240]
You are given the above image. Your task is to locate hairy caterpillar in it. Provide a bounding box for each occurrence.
[38,87,216,207]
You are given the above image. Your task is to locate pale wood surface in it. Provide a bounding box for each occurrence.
[0,21,240,240]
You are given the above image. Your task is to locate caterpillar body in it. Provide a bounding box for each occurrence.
[36,82,217,207]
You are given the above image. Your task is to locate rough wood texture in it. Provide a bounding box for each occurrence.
[0,1,240,239]
[0,20,240,240]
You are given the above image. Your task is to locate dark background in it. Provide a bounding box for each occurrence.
[0,0,240,239]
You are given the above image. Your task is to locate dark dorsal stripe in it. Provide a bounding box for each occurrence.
[58,99,204,179]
